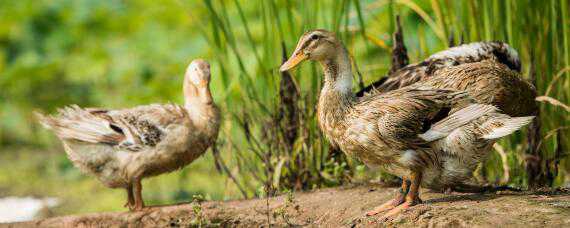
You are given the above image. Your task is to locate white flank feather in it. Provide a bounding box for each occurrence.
[482,116,534,139]
[419,104,498,142]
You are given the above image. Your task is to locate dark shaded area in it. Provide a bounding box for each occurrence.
[421,107,451,133]
[278,42,300,151]
[525,54,544,188]
[492,48,521,72]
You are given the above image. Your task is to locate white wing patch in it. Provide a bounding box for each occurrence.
[419,104,497,142]
[482,116,534,139]
[430,42,485,60]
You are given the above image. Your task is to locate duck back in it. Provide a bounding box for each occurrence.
[419,61,537,117]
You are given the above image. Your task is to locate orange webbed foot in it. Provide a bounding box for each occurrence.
[379,194,422,221]
[366,195,406,216]
[367,178,411,216]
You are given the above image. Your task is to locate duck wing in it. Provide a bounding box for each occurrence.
[358,87,494,151]
[37,103,188,152]
[356,41,520,97]
[356,87,500,169]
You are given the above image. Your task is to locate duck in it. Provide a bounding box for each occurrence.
[35,59,220,211]
[357,41,522,97]
[280,29,535,219]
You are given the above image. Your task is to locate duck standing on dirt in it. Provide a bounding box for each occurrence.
[280,30,536,219]
[36,59,220,211]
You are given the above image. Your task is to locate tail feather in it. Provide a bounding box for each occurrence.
[419,104,497,142]
[35,106,124,145]
[482,116,534,139]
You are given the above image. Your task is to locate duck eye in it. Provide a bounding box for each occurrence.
[310,34,320,40]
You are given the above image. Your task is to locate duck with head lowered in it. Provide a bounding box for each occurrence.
[281,30,535,219]
[36,59,220,211]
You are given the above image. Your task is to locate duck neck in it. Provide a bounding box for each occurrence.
[183,83,219,131]
[317,46,354,132]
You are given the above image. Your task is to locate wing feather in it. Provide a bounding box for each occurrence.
[357,41,521,97]
[37,103,189,152]
[358,87,469,150]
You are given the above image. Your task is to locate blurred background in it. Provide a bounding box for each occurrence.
[0,0,568,221]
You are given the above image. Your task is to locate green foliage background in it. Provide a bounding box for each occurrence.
[0,0,568,215]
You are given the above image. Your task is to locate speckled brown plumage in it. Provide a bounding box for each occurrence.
[281,30,536,218]
[357,41,522,97]
[119,114,163,147]
[417,60,537,117]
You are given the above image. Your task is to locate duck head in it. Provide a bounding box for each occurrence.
[280,29,343,71]
[184,59,213,105]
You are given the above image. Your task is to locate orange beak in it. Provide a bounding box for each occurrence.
[280,51,307,72]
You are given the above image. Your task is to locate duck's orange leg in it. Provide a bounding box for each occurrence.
[380,172,423,219]
[366,178,410,216]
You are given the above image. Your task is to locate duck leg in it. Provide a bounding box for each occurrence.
[133,179,145,211]
[366,178,410,216]
[380,171,423,219]
[124,184,135,211]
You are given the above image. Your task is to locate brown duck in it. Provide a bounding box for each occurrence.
[281,30,536,219]
[36,59,220,211]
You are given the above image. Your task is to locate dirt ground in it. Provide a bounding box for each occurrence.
[5,184,570,227]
